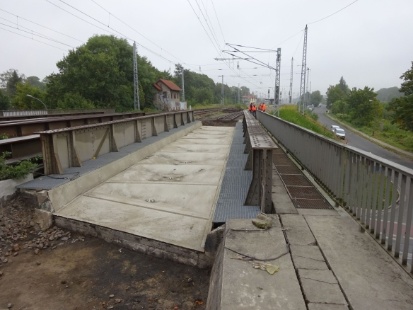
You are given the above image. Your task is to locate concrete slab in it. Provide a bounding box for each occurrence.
[290,245,329,270]
[54,125,235,256]
[218,219,306,310]
[138,151,228,165]
[56,195,210,251]
[280,214,316,246]
[109,164,223,185]
[308,303,349,310]
[305,215,413,310]
[298,269,347,305]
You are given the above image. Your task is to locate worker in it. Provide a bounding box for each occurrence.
[258,102,263,112]
[261,102,266,113]
[251,103,257,117]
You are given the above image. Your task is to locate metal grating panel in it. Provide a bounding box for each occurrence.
[287,186,323,199]
[213,121,260,223]
[281,174,313,186]
[293,198,333,210]
[276,165,302,175]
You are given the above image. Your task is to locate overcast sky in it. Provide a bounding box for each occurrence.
[1,0,412,99]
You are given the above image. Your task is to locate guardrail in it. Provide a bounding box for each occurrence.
[243,111,278,213]
[39,111,194,175]
[257,111,413,272]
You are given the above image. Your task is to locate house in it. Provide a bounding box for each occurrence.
[153,79,186,111]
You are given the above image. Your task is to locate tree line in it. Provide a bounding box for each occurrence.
[0,35,252,112]
[326,62,413,132]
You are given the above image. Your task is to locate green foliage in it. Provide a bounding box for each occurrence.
[386,62,413,131]
[309,90,323,107]
[56,92,95,109]
[400,61,413,95]
[0,152,37,180]
[326,78,349,109]
[276,105,335,139]
[26,76,46,90]
[12,83,47,110]
[346,87,379,126]
[0,89,10,110]
[387,95,413,131]
[46,35,170,111]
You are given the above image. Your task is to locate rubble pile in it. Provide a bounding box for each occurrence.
[0,194,81,268]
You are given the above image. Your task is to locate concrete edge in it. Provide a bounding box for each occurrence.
[48,121,202,212]
[54,215,213,268]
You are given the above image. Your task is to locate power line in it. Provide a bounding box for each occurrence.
[89,0,183,64]
[210,0,226,43]
[0,21,73,48]
[0,8,83,43]
[308,0,359,25]
[0,26,67,51]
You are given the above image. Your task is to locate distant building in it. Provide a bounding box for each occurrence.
[153,79,186,111]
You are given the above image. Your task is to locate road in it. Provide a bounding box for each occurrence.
[314,105,413,169]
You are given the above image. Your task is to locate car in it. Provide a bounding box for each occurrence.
[331,125,339,132]
[334,127,346,139]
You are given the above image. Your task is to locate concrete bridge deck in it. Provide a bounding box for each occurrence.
[18,119,413,309]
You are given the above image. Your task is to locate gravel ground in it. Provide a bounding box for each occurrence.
[0,194,210,310]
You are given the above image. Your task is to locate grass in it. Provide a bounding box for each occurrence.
[274,105,336,139]
[332,115,413,153]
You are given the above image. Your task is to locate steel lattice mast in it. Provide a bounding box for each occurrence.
[299,25,308,113]
[133,42,140,110]
[274,48,281,105]
[289,57,294,103]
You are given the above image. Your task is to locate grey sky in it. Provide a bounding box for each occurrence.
[1,0,412,99]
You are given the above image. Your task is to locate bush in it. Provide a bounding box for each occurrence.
[0,152,38,180]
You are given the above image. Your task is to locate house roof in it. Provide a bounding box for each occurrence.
[153,83,162,91]
[156,79,181,92]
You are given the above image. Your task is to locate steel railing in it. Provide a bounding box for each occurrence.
[257,111,413,272]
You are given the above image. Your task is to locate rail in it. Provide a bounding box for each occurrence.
[39,110,194,175]
[257,110,413,272]
[243,111,278,213]
[0,111,145,138]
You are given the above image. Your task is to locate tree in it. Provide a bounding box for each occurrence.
[387,62,413,130]
[0,89,10,110]
[400,61,413,95]
[326,77,349,109]
[346,87,379,126]
[6,70,24,98]
[12,82,47,110]
[26,76,46,90]
[309,90,323,107]
[46,35,169,111]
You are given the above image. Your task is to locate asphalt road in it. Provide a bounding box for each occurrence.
[314,105,413,170]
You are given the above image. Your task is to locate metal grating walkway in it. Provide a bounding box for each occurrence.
[273,148,333,210]
[213,121,260,223]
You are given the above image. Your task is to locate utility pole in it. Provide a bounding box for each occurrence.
[289,57,293,103]
[133,42,140,110]
[274,48,281,105]
[181,67,185,102]
[306,67,310,108]
[238,83,240,104]
[219,75,224,104]
[299,25,308,113]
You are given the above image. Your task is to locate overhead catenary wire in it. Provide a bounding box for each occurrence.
[0,26,68,51]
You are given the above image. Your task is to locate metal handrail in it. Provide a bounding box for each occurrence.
[257,111,413,273]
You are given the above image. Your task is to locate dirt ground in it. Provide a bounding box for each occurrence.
[0,195,210,310]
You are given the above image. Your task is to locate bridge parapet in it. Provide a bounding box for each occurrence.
[257,110,413,273]
[243,111,278,213]
[39,111,194,175]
